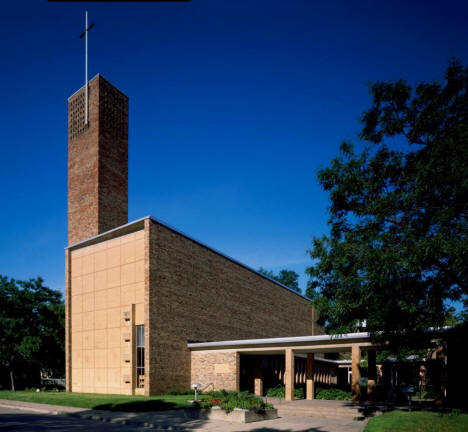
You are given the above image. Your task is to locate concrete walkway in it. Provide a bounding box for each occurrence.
[0,398,369,432]
[265,398,377,420]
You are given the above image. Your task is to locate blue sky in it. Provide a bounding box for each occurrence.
[0,0,467,294]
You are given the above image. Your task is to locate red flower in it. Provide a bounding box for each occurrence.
[253,401,256,405]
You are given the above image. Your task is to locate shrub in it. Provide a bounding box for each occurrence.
[200,390,273,413]
[266,386,304,399]
[315,387,351,400]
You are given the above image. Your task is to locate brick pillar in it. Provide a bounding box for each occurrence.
[306,353,315,400]
[235,352,240,391]
[351,345,361,404]
[367,350,377,402]
[285,349,295,401]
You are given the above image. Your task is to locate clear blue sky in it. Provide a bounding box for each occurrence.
[1,0,467,295]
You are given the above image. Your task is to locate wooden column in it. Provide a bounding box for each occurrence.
[285,349,295,401]
[367,350,377,402]
[351,345,361,404]
[306,353,315,400]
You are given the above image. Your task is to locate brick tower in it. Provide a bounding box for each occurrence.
[67,75,128,245]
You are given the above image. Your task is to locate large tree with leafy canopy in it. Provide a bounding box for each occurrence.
[306,60,468,348]
[0,275,64,390]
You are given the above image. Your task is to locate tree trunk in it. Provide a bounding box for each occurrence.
[9,367,15,391]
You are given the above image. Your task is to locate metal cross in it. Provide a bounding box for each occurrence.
[79,11,95,125]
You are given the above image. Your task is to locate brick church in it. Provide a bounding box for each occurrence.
[65,75,322,396]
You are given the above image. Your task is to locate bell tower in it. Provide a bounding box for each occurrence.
[67,74,128,245]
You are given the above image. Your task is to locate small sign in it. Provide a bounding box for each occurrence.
[214,363,230,374]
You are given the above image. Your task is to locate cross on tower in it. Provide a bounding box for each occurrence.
[79,11,95,125]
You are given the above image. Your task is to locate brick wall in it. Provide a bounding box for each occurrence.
[191,351,239,391]
[147,218,318,394]
[67,75,128,245]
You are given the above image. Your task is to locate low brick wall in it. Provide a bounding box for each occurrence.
[191,351,239,391]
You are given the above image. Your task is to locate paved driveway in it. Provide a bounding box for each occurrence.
[0,406,146,432]
[0,404,367,432]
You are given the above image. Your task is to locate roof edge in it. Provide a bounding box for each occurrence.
[67,74,128,100]
[147,215,311,302]
[187,332,371,349]
[65,216,148,250]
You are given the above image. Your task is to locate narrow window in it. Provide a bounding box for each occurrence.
[136,325,145,388]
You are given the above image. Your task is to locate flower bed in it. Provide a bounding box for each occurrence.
[185,390,277,423]
[201,390,273,412]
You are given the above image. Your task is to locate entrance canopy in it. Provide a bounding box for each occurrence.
[188,332,381,403]
[188,332,375,354]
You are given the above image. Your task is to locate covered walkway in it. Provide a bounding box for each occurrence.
[188,332,382,403]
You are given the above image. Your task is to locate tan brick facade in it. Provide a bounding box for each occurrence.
[68,229,145,394]
[68,75,128,246]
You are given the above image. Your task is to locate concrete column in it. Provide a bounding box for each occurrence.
[254,378,263,396]
[367,350,377,402]
[254,356,263,396]
[351,345,361,404]
[306,353,315,400]
[285,349,295,401]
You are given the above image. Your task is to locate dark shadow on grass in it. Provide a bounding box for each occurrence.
[93,399,179,412]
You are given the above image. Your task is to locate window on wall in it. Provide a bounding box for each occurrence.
[136,325,145,388]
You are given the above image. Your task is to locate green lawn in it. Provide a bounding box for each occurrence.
[364,410,468,432]
[0,391,200,412]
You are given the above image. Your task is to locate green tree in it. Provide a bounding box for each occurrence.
[306,60,468,348]
[258,268,301,293]
[0,275,64,390]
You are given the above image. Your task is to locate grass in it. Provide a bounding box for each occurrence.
[364,410,468,432]
[0,390,201,412]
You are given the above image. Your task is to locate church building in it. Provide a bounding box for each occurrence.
[65,75,321,396]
